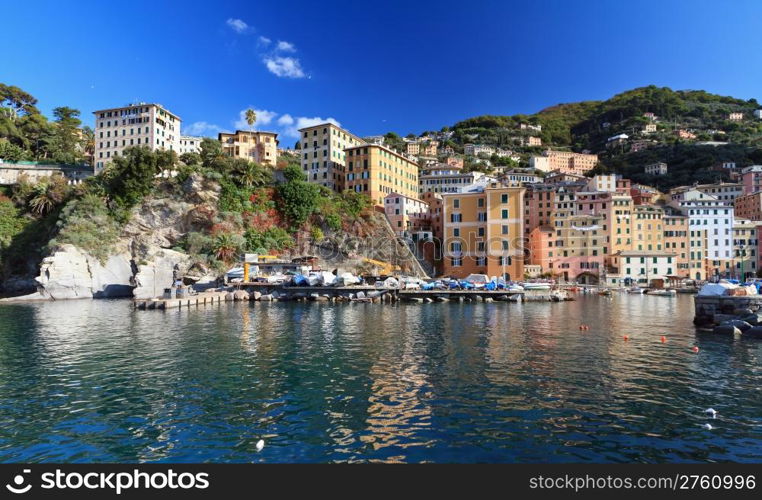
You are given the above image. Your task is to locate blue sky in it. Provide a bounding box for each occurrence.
[2,0,761,145]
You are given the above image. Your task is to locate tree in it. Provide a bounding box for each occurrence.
[50,106,83,163]
[282,164,306,182]
[0,139,26,162]
[277,170,320,228]
[245,109,256,131]
[212,233,242,263]
[234,160,271,188]
[200,138,224,168]
[0,84,40,118]
[105,147,176,210]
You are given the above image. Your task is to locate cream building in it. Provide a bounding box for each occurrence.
[93,102,181,171]
[218,130,279,166]
[299,122,366,191]
[179,135,204,155]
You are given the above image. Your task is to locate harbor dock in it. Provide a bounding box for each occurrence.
[134,283,574,310]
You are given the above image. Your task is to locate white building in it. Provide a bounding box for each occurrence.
[607,251,679,286]
[93,102,181,171]
[178,135,204,155]
[644,162,668,176]
[419,166,495,194]
[585,174,618,192]
[668,188,734,273]
[464,144,495,156]
[529,156,550,172]
[754,110,762,119]
[694,182,743,204]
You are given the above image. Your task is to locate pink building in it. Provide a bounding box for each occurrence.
[742,166,762,195]
[523,184,556,236]
[383,193,430,237]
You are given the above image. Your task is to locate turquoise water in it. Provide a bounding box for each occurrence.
[1,295,761,463]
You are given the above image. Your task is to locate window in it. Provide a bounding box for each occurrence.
[501,209,508,219]
[501,194,508,203]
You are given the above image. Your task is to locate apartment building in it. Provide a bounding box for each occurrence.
[694,182,743,204]
[406,142,420,156]
[528,225,554,271]
[441,183,525,280]
[606,251,678,287]
[668,188,734,278]
[642,123,657,134]
[732,219,758,279]
[464,144,495,156]
[93,102,181,171]
[298,122,366,192]
[729,112,744,121]
[529,150,599,175]
[663,213,691,277]
[178,135,204,155]
[218,130,279,166]
[741,165,762,195]
[644,162,668,176]
[384,192,430,237]
[419,165,493,194]
[344,144,419,206]
[632,204,664,252]
[735,191,762,220]
[524,184,557,235]
[550,214,606,284]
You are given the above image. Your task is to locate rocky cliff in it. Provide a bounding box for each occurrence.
[3,174,219,301]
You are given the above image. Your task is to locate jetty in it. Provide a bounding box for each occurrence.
[133,282,579,311]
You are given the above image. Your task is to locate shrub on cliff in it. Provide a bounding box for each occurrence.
[48,194,121,262]
[277,166,320,229]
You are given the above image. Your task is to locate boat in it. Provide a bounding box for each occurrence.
[649,289,677,296]
[522,282,552,291]
[627,287,645,294]
[598,288,612,296]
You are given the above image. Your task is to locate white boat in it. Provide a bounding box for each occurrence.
[627,287,645,294]
[649,289,677,296]
[522,282,552,291]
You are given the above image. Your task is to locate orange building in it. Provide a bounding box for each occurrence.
[442,183,525,280]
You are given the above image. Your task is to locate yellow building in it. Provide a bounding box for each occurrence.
[441,183,525,280]
[298,122,366,192]
[608,193,634,255]
[344,144,419,206]
[631,204,664,251]
[218,130,279,166]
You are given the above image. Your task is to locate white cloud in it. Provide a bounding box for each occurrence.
[277,114,294,126]
[263,56,305,78]
[258,36,271,46]
[226,18,249,34]
[184,121,222,136]
[280,116,341,138]
[275,40,296,53]
[234,108,278,130]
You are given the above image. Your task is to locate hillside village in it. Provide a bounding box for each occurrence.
[4,84,762,295]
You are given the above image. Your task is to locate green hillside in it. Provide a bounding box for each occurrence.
[443,86,762,188]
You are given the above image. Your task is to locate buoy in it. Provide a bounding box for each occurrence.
[660,336,667,343]
[623,335,629,341]
[256,439,265,451]
[702,423,713,430]
[705,408,717,418]
[692,346,700,353]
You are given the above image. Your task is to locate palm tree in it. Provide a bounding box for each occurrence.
[245,109,256,132]
[213,233,240,263]
[29,182,55,215]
